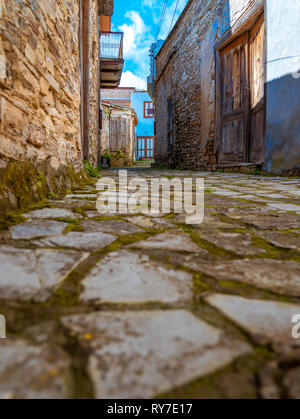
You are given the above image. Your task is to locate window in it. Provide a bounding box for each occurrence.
[144,101,154,118]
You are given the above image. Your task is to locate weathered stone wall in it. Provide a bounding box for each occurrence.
[0,0,116,214]
[0,0,84,170]
[88,0,101,165]
[154,0,263,170]
[0,0,114,170]
[101,87,135,107]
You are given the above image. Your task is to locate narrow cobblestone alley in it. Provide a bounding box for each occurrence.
[1,168,300,399]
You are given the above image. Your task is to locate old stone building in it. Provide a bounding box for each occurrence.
[100,100,137,163]
[153,0,300,174]
[0,0,122,214]
[101,87,136,107]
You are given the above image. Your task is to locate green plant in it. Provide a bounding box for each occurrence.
[116,149,125,158]
[36,170,44,185]
[84,160,101,178]
[109,151,133,168]
[48,192,58,200]
[102,149,111,159]
[254,168,262,176]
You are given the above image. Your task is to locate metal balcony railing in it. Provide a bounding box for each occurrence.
[100,32,123,60]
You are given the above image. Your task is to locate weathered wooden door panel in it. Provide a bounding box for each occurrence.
[250,108,265,161]
[109,118,127,151]
[217,14,266,165]
[222,119,245,161]
[219,35,249,164]
[249,15,265,162]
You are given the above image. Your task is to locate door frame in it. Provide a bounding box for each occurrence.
[136,136,155,160]
[214,7,265,164]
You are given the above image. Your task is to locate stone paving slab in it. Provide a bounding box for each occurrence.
[0,247,88,301]
[49,200,96,209]
[174,213,238,231]
[209,189,243,197]
[198,230,264,256]
[256,231,300,251]
[36,232,116,251]
[283,367,300,399]
[126,216,156,229]
[257,194,289,200]
[0,339,70,399]
[206,294,300,347]
[128,231,203,253]
[182,258,300,297]
[81,219,144,236]
[226,212,300,230]
[80,250,193,304]
[23,208,81,220]
[268,203,300,213]
[61,310,251,399]
[10,220,68,240]
[66,194,97,200]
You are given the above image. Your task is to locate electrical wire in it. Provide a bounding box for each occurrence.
[168,0,180,34]
[156,0,169,40]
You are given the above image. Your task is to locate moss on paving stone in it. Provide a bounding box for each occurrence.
[158,348,273,399]
[73,207,86,216]
[251,234,300,263]
[181,225,238,259]
[193,273,211,294]
[61,325,95,399]
[56,218,84,233]
[216,213,247,227]
[0,212,28,231]
[0,200,57,231]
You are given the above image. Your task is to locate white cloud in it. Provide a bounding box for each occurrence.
[118,11,154,90]
[142,0,157,7]
[120,71,147,90]
[119,11,154,71]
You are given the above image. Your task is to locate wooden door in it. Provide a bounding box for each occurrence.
[109,118,127,151]
[219,34,249,164]
[249,15,265,162]
[137,137,155,160]
[217,14,266,165]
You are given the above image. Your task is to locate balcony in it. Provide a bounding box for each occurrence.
[100,32,124,89]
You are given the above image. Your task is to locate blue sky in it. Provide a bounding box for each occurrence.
[111,0,189,89]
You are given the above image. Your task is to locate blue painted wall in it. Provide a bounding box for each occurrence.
[131,91,155,137]
[131,91,155,160]
[264,0,300,174]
